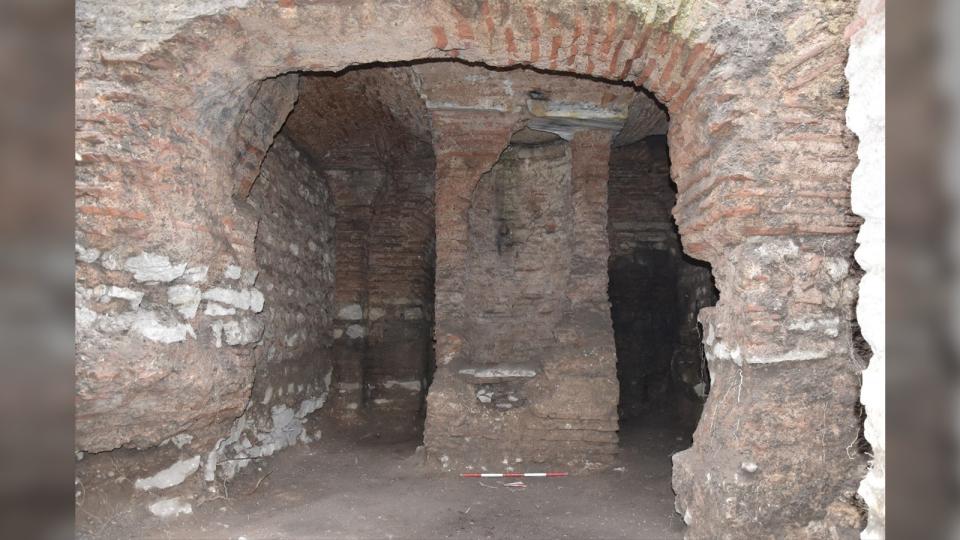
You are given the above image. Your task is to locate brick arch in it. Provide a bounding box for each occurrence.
[107,0,720,261]
[75,0,866,537]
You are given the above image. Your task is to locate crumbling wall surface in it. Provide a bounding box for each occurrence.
[464,137,574,369]
[673,236,868,538]
[665,0,870,535]
[845,0,885,536]
[75,73,299,454]
[672,260,717,420]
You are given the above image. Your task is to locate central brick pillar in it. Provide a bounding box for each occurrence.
[424,118,620,471]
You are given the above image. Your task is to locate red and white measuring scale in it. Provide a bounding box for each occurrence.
[460,472,568,478]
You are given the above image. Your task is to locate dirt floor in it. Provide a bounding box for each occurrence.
[76,414,693,539]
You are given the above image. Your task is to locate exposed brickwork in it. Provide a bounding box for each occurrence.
[607,138,675,258]
[75,0,872,536]
[426,124,622,470]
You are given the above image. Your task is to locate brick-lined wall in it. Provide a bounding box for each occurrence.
[608,138,676,258]
[426,124,621,470]
[463,136,574,368]
[608,138,677,419]
[281,70,437,433]
[364,167,436,425]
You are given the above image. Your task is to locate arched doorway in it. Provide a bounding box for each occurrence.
[75,2,868,536]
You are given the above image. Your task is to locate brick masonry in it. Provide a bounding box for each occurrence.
[280,70,437,435]
[75,0,875,536]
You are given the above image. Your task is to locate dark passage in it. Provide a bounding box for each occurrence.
[607,135,717,431]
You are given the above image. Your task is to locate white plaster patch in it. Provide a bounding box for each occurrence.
[75,244,100,263]
[148,498,193,518]
[168,433,193,449]
[241,269,259,287]
[346,324,366,339]
[182,265,209,284]
[124,252,186,283]
[224,265,242,280]
[402,307,423,320]
[296,396,326,418]
[459,367,537,378]
[132,312,196,344]
[201,288,264,313]
[211,321,224,348]
[337,304,363,320]
[76,306,98,328]
[787,317,841,337]
[167,285,201,319]
[204,302,236,316]
[134,456,201,491]
[754,239,799,263]
[261,386,273,405]
[824,258,850,282]
[99,285,144,310]
[368,307,386,321]
[221,318,264,346]
[382,380,422,391]
[744,348,831,364]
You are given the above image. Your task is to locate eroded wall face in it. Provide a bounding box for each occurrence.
[464,139,574,371]
[75,75,304,456]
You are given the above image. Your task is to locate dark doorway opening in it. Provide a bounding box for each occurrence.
[607,135,718,440]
